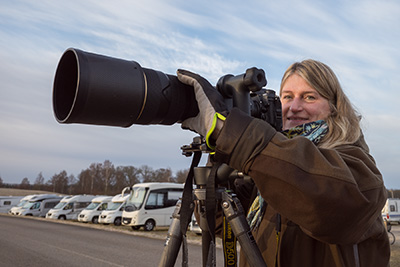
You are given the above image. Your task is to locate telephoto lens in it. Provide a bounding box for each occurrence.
[53,48,198,127]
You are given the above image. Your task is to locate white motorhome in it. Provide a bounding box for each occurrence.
[189,215,202,235]
[382,198,400,224]
[46,195,95,220]
[99,193,129,226]
[0,196,24,213]
[9,194,38,215]
[122,182,184,231]
[78,196,112,223]
[16,194,62,217]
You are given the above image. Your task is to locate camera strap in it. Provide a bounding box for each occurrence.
[223,214,237,267]
[180,150,201,267]
[205,162,219,267]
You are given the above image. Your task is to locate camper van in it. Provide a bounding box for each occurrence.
[78,196,112,223]
[382,198,400,224]
[189,215,202,235]
[46,195,95,220]
[122,182,184,231]
[16,194,62,217]
[0,196,24,213]
[99,193,129,226]
[9,194,38,215]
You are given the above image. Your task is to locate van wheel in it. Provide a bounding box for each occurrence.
[92,216,99,224]
[58,215,66,220]
[114,217,122,226]
[144,219,155,231]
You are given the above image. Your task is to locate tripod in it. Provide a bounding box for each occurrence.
[158,160,267,267]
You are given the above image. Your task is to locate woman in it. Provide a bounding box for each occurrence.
[177,59,390,266]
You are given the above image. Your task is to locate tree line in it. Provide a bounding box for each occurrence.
[1,162,398,198]
[0,160,189,196]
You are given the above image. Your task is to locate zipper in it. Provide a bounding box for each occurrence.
[353,244,360,267]
[275,213,281,267]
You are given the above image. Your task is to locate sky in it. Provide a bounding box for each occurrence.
[0,0,399,188]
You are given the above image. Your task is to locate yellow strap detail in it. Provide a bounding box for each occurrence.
[206,113,226,149]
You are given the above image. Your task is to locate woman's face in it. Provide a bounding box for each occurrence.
[281,74,331,130]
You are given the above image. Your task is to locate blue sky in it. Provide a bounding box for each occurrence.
[1,0,399,188]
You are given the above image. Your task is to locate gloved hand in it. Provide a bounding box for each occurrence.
[177,69,227,147]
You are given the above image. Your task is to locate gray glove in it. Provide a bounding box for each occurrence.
[177,69,227,145]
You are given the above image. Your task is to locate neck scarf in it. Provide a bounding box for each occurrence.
[247,120,328,230]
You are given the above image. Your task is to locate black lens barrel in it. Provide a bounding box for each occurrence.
[52,48,198,127]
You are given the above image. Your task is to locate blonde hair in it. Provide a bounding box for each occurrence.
[280,59,361,149]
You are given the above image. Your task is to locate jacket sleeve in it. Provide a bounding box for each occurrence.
[214,108,387,244]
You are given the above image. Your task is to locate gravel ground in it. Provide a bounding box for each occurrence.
[6,214,399,265]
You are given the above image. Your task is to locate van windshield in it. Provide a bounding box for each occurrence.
[16,200,28,207]
[85,202,100,210]
[106,202,123,211]
[126,187,148,210]
[22,202,39,209]
[53,202,66,209]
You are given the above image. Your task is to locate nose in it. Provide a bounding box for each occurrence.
[289,97,303,112]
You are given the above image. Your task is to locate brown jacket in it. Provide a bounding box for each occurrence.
[214,109,390,267]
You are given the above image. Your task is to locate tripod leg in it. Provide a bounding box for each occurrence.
[201,230,213,266]
[221,191,267,267]
[158,203,184,267]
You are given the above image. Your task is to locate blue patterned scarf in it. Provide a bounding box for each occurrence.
[247,120,328,230]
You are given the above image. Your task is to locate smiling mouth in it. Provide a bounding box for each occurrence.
[288,117,308,121]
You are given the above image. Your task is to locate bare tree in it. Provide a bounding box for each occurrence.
[89,163,103,194]
[24,161,194,195]
[154,168,173,182]
[175,169,189,183]
[140,165,155,183]
[102,160,115,195]
[33,172,45,190]
[47,171,68,194]
[68,174,76,195]
[20,177,30,189]
[77,169,91,194]
[115,166,140,189]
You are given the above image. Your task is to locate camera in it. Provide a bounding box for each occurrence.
[52,49,280,267]
[53,48,282,130]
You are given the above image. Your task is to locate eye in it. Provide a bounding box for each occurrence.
[304,94,316,101]
[282,94,292,100]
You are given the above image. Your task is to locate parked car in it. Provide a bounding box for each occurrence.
[16,194,62,217]
[189,215,202,235]
[0,196,24,213]
[9,194,38,215]
[99,193,129,226]
[78,196,112,223]
[46,195,96,220]
[122,182,184,231]
[382,198,400,224]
